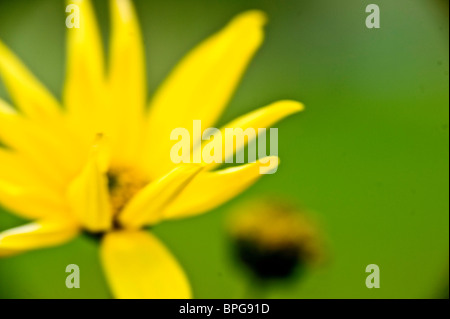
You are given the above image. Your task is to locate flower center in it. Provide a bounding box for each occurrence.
[106,165,149,217]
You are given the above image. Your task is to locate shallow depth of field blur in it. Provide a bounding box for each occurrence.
[0,0,448,298]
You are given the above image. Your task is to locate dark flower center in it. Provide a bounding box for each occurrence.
[106,165,149,217]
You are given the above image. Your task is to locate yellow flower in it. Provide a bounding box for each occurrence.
[228,199,325,280]
[0,0,303,298]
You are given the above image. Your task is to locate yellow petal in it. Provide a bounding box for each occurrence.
[0,42,85,169]
[119,165,203,228]
[164,157,280,220]
[0,99,83,186]
[107,0,146,163]
[64,0,106,143]
[145,10,267,178]
[194,100,303,170]
[67,138,112,232]
[0,40,62,123]
[101,230,192,299]
[0,180,68,220]
[0,220,79,257]
[0,146,54,191]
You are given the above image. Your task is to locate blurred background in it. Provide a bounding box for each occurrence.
[0,0,448,298]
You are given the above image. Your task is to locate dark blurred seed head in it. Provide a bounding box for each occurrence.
[227,198,325,281]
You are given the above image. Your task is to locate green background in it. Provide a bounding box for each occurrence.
[0,0,448,298]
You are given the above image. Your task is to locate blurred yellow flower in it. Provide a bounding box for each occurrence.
[228,199,325,280]
[0,0,303,298]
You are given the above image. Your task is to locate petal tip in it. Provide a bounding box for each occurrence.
[266,100,305,119]
[281,100,305,113]
[234,10,268,28]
